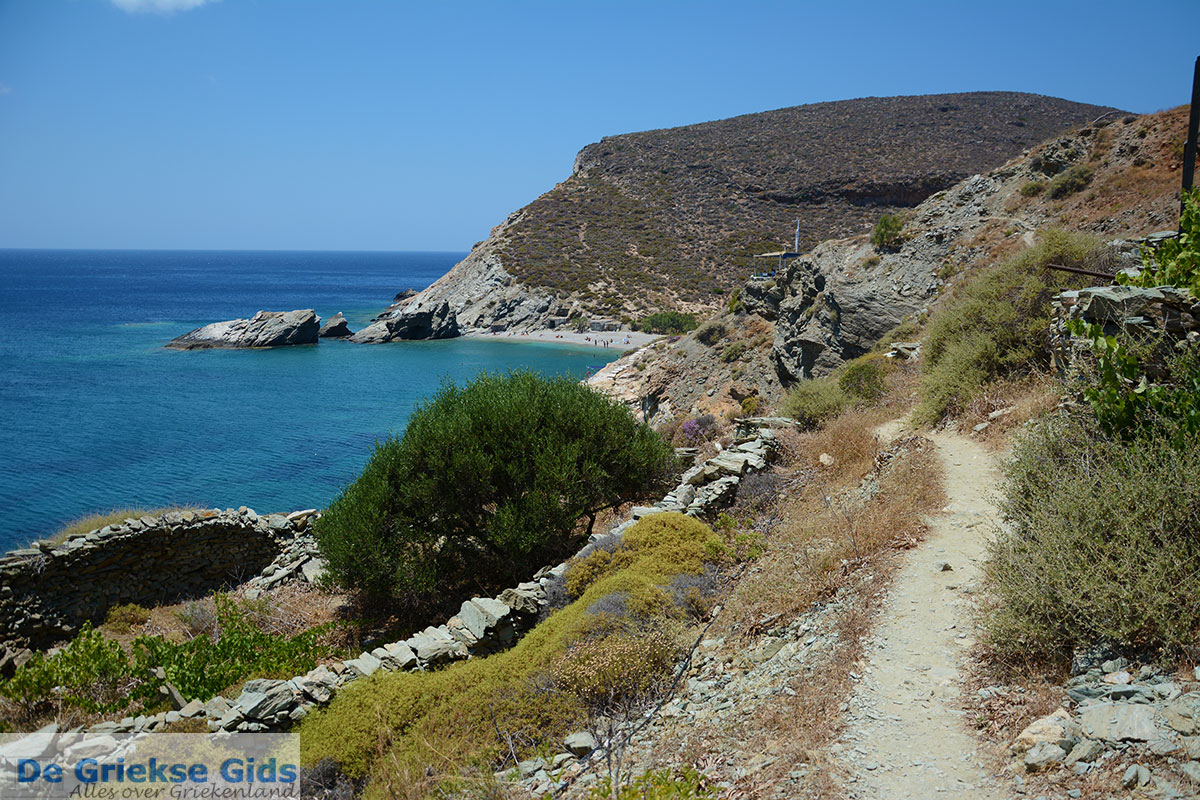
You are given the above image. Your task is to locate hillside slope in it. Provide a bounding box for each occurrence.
[355,93,1116,342]
[588,105,1189,423]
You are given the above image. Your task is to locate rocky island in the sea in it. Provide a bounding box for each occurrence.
[166,309,321,350]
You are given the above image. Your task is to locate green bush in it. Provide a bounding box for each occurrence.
[983,413,1200,665]
[694,321,726,346]
[638,311,699,335]
[0,595,335,717]
[314,371,675,600]
[871,213,904,250]
[1117,188,1200,296]
[916,230,1100,423]
[1069,323,1200,439]
[720,342,748,362]
[780,376,847,429]
[1020,180,1045,197]
[1047,164,1093,198]
[838,355,887,402]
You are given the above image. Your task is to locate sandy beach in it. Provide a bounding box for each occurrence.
[463,329,661,352]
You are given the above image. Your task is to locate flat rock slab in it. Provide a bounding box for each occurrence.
[1078,702,1158,742]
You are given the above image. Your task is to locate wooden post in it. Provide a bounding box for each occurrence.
[1182,55,1200,225]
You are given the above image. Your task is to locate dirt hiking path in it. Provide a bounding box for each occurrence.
[833,430,1010,799]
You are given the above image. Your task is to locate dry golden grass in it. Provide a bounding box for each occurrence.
[43,505,207,546]
[956,371,1061,449]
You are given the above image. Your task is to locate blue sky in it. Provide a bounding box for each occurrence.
[0,0,1197,251]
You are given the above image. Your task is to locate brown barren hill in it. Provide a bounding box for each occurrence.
[358,92,1118,342]
[498,92,1118,308]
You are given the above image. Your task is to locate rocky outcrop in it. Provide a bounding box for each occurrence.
[349,243,563,341]
[318,312,353,338]
[0,508,314,652]
[350,296,461,342]
[166,310,320,350]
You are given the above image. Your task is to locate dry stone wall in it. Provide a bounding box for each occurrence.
[1051,285,1200,378]
[0,508,315,652]
[63,423,785,738]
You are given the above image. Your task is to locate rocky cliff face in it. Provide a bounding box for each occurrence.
[588,106,1188,422]
[363,92,1118,342]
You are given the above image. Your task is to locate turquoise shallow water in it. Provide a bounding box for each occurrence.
[0,249,617,550]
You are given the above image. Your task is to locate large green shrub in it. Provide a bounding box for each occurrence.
[314,371,675,600]
[983,413,1200,665]
[916,229,1099,423]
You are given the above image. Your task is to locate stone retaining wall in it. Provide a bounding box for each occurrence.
[1051,285,1200,377]
[0,508,315,652]
[67,423,785,737]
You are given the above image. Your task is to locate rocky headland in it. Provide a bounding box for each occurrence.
[358,92,1117,343]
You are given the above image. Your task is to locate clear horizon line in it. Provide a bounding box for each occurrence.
[0,246,471,254]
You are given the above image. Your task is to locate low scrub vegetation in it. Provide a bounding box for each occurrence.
[1046,163,1093,198]
[780,354,892,429]
[314,371,674,603]
[299,513,737,800]
[638,311,698,335]
[1019,180,1045,197]
[984,202,1200,669]
[694,320,727,346]
[0,594,338,728]
[983,412,1200,666]
[915,229,1099,423]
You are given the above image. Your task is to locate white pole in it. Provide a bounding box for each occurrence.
[794,219,800,252]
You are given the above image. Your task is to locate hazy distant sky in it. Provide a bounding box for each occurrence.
[1,0,1197,251]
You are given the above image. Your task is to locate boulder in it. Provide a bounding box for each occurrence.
[1166,692,1200,735]
[166,309,320,350]
[1024,741,1066,772]
[564,731,597,756]
[1012,708,1078,754]
[350,299,459,343]
[407,626,468,665]
[296,665,339,704]
[342,652,382,678]
[318,312,353,338]
[1062,739,1104,767]
[236,679,295,720]
[372,641,418,671]
[1078,702,1158,742]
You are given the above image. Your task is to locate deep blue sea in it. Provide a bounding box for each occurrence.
[0,250,618,551]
